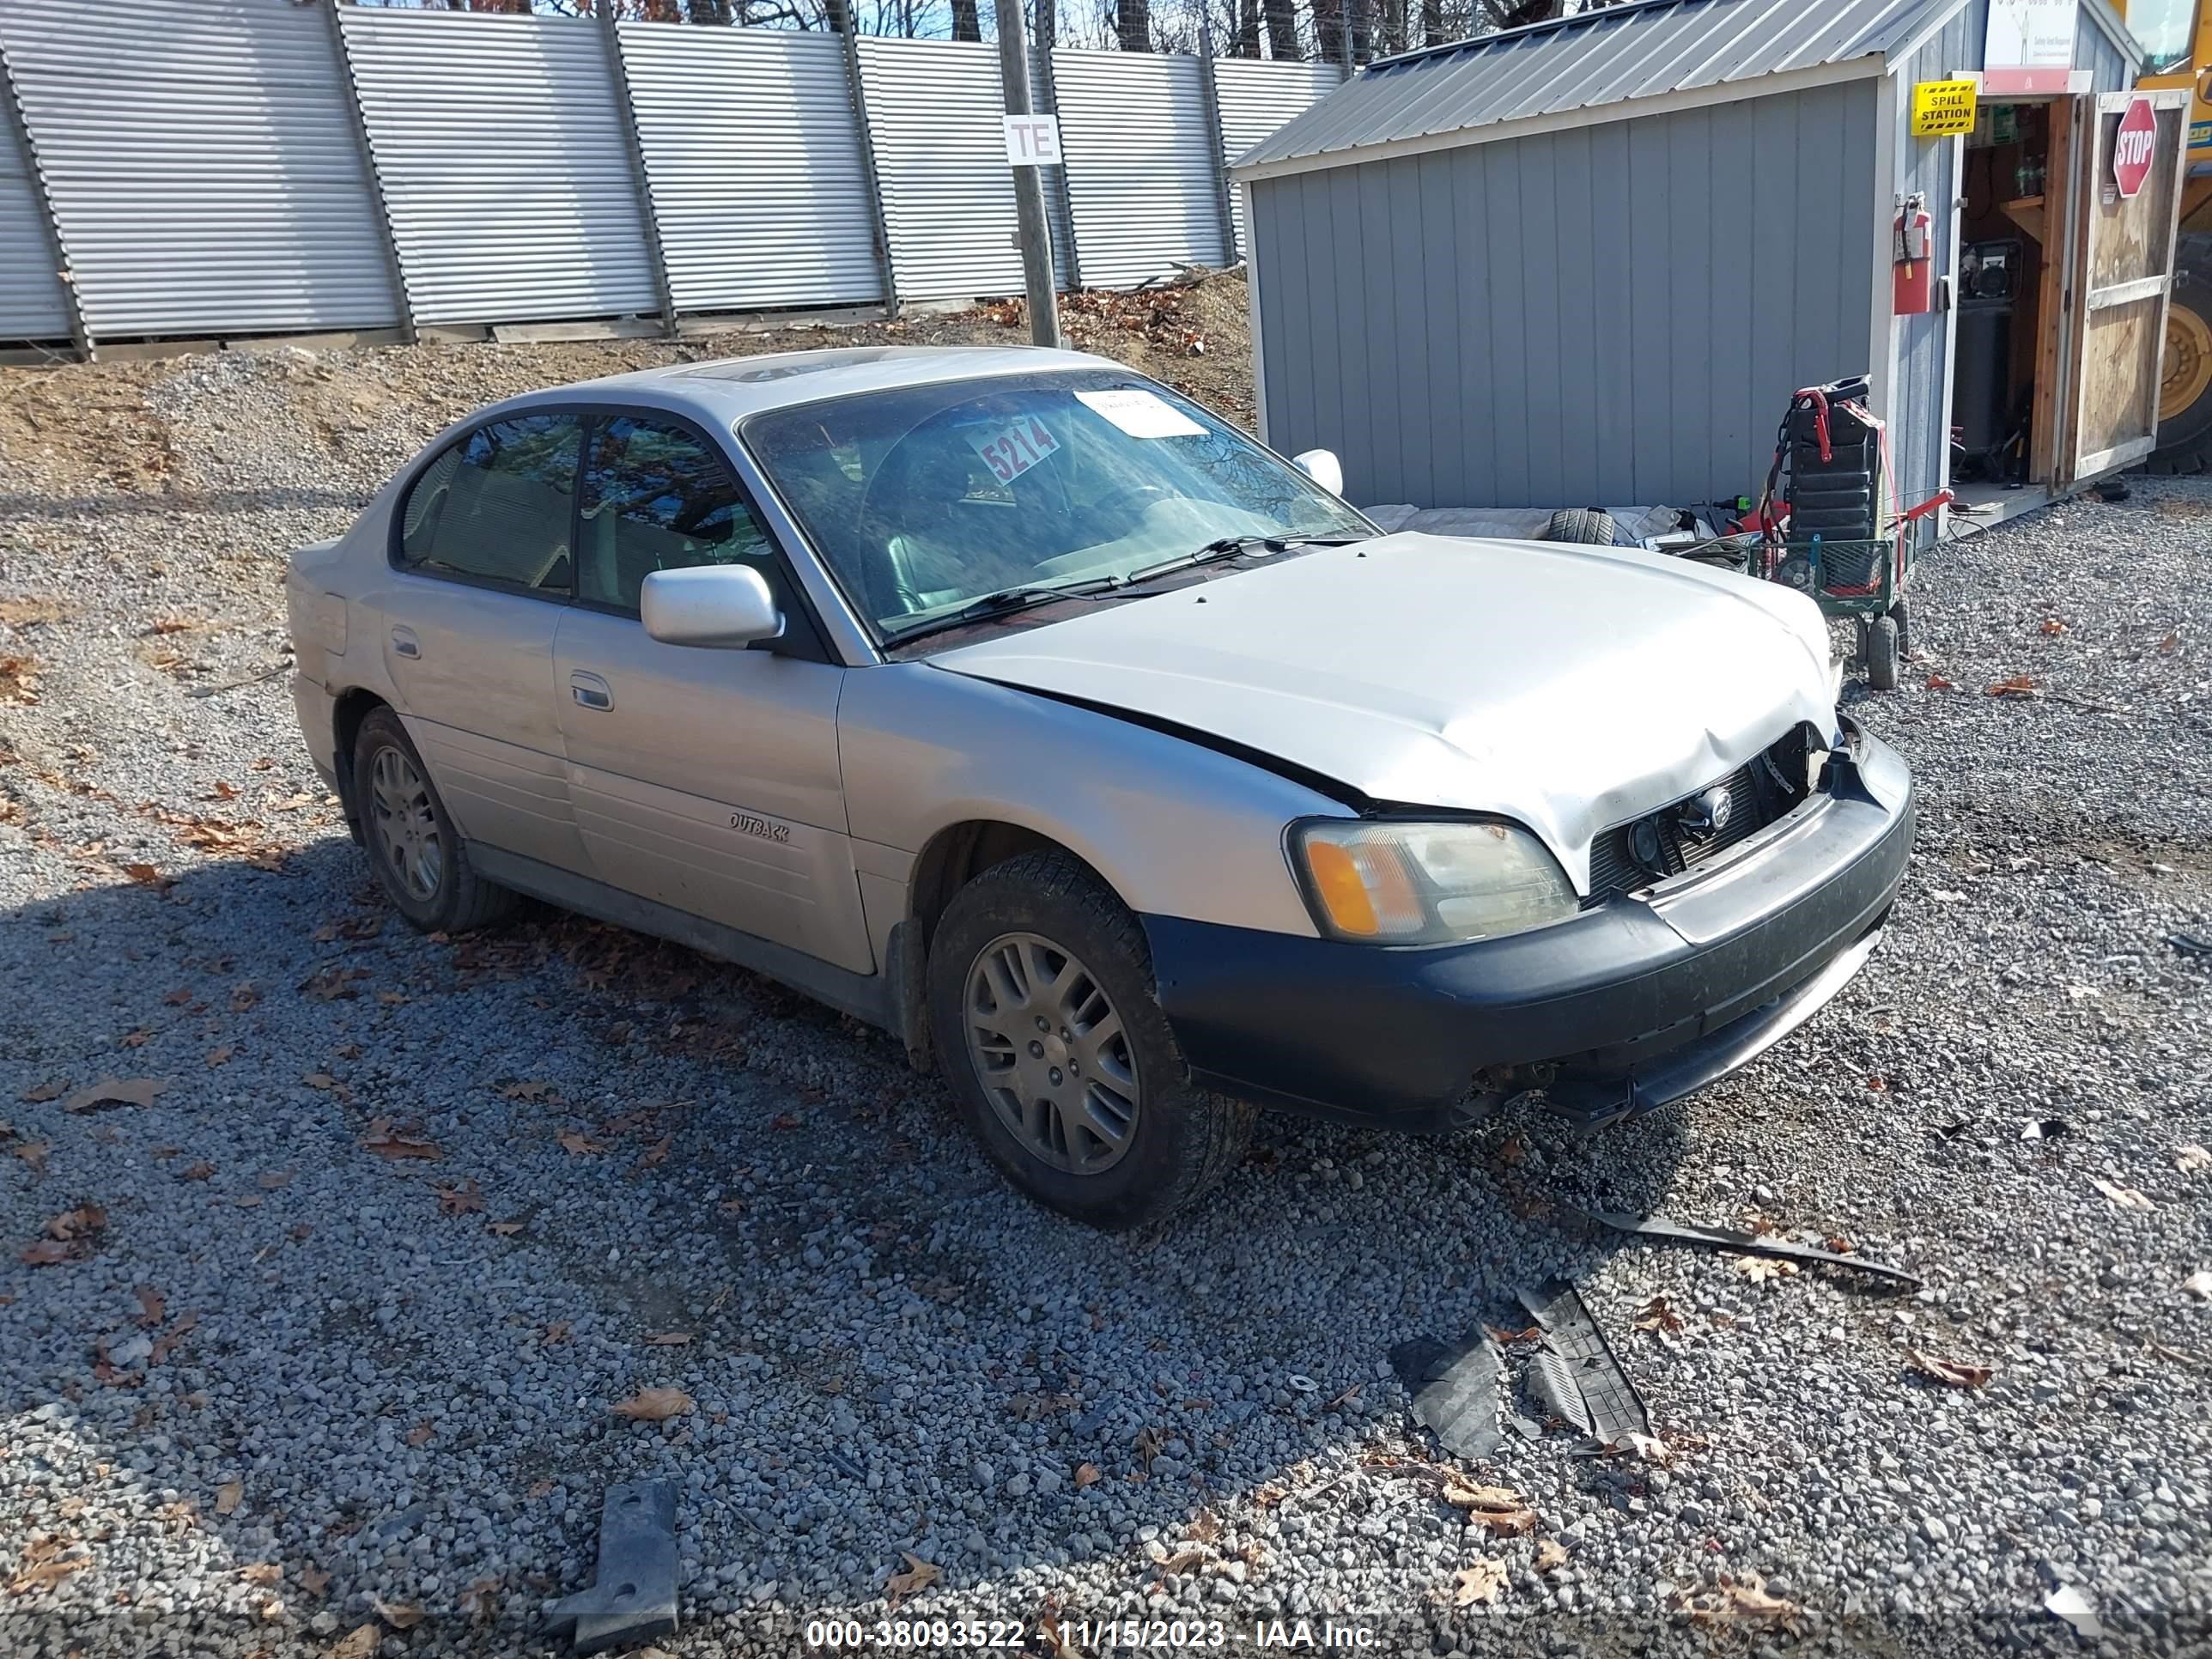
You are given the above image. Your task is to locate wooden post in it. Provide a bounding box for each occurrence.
[994,0,1061,348]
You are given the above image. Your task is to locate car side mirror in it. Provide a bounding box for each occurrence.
[640,564,784,649]
[1291,448,1345,497]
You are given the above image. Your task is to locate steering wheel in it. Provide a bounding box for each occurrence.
[1088,480,1172,527]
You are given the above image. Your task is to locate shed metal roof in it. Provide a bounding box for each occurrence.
[1233,0,2132,176]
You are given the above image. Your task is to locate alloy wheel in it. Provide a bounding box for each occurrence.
[369,746,443,902]
[963,931,1139,1175]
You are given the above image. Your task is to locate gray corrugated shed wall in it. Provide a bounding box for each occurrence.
[1253,77,1879,508]
[0,41,69,342]
[1887,1,2137,518]
[0,0,398,337]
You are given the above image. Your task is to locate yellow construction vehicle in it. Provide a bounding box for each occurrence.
[2129,0,2212,467]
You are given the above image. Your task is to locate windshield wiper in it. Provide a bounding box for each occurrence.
[887,575,1124,645]
[1122,533,1367,586]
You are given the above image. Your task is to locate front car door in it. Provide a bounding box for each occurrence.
[376,410,591,874]
[551,410,872,975]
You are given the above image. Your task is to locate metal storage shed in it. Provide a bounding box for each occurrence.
[1233,0,2167,534]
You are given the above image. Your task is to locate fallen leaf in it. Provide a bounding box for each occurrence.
[361,1121,441,1162]
[330,1626,379,1659]
[297,1564,330,1596]
[1534,1538,1568,1573]
[215,1480,243,1515]
[1674,1575,1802,1631]
[61,1077,168,1113]
[6,1548,87,1596]
[1450,1559,1506,1607]
[2041,617,2067,635]
[611,1387,694,1422]
[46,1203,106,1240]
[498,1079,556,1102]
[486,1219,525,1237]
[228,985,258,1012]
[541,1320,571,1345]
[136,1286,165,1327]
[434,1180,483,1216]
[123,862,172,890]
[404,1421,434,1448]
[459,1574,501,1626]
[1907,1348,1993,1389]
[885,1551,939,1609]
[18,1240,70,1267]
[1073,1462,1100,1488]
[301,1073,337,1091]
[1730,1255,1799,1284]
[13,1140,48,1174]
[1985,674,2039,698]
[238,1561,282,1587]
[180,1161,215,1181]
[1438,1474,1539,1534]
[205,1045,234,1068]
[1632,1293,1683,1334]
[371,1596,424,1630]
[643,1332,692,1346]
[1923,672,1956,690]
[771,1113,802,1130]
[637,1133,672,1170]
[1188,1510,1221,1544]
[556,1130,606,1157]
[18,1080,65,1103]
[2174,1143,2209,1175]
[2092,1176,2156,1212]
[2158,631,2180,653]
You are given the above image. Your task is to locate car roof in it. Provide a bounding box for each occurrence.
[511,343,1114,425]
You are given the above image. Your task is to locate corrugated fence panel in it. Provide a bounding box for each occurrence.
[0,0,396,339]
[0,58,69,341]
[619,25,882,314]
[1215,59,1339,258]
[343,9,656,327]
[860,38,1027,303]
[1054,51,1223,289]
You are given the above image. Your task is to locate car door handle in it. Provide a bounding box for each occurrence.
[390,626,420,659]
[569,671,613,711]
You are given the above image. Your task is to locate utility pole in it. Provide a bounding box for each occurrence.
[994,0,1061,349]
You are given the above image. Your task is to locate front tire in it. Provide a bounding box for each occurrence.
[927,850,1254,1230]
[352,708,518,933]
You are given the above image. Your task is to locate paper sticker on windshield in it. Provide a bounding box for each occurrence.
[968,416,1060,485]
[1075,387,1206,439]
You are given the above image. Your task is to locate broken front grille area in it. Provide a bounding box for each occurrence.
[1582,727,1820,906]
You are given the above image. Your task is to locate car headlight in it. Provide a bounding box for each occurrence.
[1290,818,1577,945]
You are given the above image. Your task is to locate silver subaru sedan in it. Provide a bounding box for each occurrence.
[285,346,1913,1229]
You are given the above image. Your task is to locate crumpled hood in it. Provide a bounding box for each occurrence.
[928,532,1838,890]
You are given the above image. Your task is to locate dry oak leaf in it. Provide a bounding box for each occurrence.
[62,1077,167,1114]
[643,1332,693,1346]
[1450,1559,1507,1607]
[1730,1255,1799,1285]
[361,1121,441,1162]
[1534,1539,1568,1574]
[180,1161,216,1182]
[301,1073,337,1091]
[47,1203,106,1241]
[1632,1293,1684,1334]
[884,1552,940,1610]
[238,1561,282,1587]
[205,1045,234,1069]
[611,1386,694,1422]
[330,1625,380,1659]
[1438,1475,1539,1535]
[498,1079,557,1102]
[404,1421,434,1448]
[1674,1575,1802,1632]
[556,1129,607,1157]
[13,1140,49,1175]
[637,1133,672,1170]
[6,1543,87,1597]
[18,1079,64,1103]
[215,1480,244,1515]
[136,1286,165,1327]
[123,862,172,891]
[18,1240,70,1267]
[1907,1349,1994,1389]
[298,1564,331,1596]
[434,1180,483,1216]
[371,1596,425,1630]
[1073,1462,1101,1489]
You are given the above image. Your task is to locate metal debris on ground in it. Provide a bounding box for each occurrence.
[1390,1331,1505,1460]
[1517,1280,1650,1446]
[2045,1583,2104,1640]
[544,1482,679,1655]
[2166,932,2212,958]
[1573,1206,1922,1287]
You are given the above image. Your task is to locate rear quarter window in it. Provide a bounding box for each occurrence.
[398,413,582,597]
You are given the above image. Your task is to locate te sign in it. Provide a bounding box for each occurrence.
[2112,96,2159,198]
[1003,113,1062,167]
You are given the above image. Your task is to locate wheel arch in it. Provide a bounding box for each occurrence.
[331,686,392,843]
[908,819,1121,955]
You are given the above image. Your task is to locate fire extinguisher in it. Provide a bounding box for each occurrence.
[1893,191,1935,315]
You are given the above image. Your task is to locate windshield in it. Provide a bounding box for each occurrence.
[740,369,1372,642]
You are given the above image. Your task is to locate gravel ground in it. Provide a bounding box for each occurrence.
[1,319,2209,1659]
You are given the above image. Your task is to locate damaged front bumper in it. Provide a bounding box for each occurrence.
[1144,717,1914,1132]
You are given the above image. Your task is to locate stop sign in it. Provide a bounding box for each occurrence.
[2113,96,2159,199]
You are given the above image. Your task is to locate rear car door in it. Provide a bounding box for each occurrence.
[380,410,590,873]
[551,411,871,975]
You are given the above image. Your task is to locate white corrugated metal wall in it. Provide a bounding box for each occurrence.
[858,38,1031,303]
[1215,59,1338,258]
[0,44,69,342]
[1054,50,1224,289]
[0,8,1343,342]
[341,9,659,327]
[0,0,398,338]
[619,26,884,313]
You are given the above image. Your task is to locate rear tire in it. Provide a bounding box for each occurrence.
[1867,616,1900,691]
[927,849,1254,1230]
[1545,507,1617,544]
[2149,234,2212,475]
[352,708,518,934]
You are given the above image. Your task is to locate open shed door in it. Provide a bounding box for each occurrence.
[2063,90,2191,482]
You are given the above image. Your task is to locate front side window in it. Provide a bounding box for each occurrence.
[398,412,581,597]
[577,416,779,614]
[741,372,1371,641]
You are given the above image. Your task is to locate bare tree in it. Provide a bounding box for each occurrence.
[1261,0,1297,56]
[1233,0,1260,55]
[951,0,981,35]
[1115,0,1150,49]
[1419,0,1442,43]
